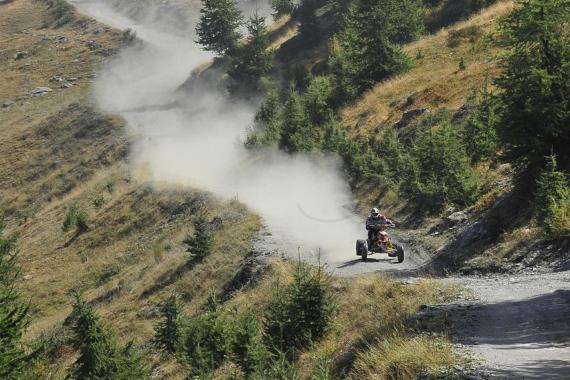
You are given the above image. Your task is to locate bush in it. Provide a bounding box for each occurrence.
[231,313,268,376]
[195,0,243,56]
[263,263,336,355]
[228,14,274,93]
[184,311,232,373]
[400,123,480,212]
[183,212,214,263]
[71,293,149,379]
[62,203,89,233]
[0,218,30,380]
[154,294,182,353]
[535,155,570,237]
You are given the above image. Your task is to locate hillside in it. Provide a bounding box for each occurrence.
[1,0,568,378]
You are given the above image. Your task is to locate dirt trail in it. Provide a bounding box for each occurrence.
[445,271,570,379]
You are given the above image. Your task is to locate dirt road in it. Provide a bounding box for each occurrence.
[446,270,570,379]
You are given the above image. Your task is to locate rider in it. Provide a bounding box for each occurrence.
[365,207,394,241]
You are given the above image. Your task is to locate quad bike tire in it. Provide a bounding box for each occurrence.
[356,239,368,261]
[396,244,405,263]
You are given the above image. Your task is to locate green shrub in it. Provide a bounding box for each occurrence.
[92,194,106,209]
[184,311,232,373]
[231,313,268,376]
[0,218,30,380]
[62,203,89,233]
[263,263,336,355]
[263,352,301,380]
[401,123,480,212]
[183,212,214,263]
[228,14,274,93]
[195,0,243,56]
[154,294,183,353]
[71,293,149,379]
[535,155,570,237]
[458,56,466,70]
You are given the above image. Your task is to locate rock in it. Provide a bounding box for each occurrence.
[393,108,429,128]
[22,274,33,281]
[453,102,474,121]
[67,77,78,82]
[50,75,63,82]
[447,210,468,224]
[86,40,101,50]
[61,82,73,89]
[30,87,52,96]
[2,100,15,109]
[14,51,27,60]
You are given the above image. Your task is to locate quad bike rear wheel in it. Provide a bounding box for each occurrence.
[396,244,405,263]
[356,239,368,261]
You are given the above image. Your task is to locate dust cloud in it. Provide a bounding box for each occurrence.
[70,0,363,262]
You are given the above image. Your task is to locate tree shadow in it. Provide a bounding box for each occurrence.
[489,359,570,380]
[139,258,200,299]
[450,289,570,347]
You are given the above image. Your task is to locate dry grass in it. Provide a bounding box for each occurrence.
[341,0,514,136]
[351,334,457,380]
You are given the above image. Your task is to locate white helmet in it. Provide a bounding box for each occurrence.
[371,207,379,217]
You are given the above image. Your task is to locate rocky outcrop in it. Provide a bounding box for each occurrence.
[394,108,429,128]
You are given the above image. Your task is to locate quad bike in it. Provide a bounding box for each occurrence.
[356,224,405,263]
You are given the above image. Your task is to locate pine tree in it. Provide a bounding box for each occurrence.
[279,88,315,152]
[495,0,570,169]
[536,155,570,236]
[271,0,295,18]
[0,219,30,380]
[195,0,243,56]
[263,263,336,355]
[401,123,480,212]
[154,294,182,353]
[231,313,267,376]
[72,293,119,379]
[71,293,149,379]
[463,80,499,162]
[228,13,274,92]
[330,0,423,102]
[183,212,214,263]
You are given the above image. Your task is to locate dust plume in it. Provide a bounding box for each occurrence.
[70,0,363,263]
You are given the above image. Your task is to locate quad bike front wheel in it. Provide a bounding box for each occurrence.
[396,244,405,263]
[356,239,368,261]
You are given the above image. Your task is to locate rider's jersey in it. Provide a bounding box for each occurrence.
[366,214,391,230]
